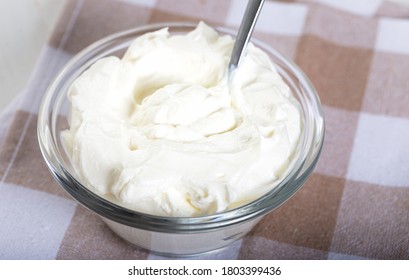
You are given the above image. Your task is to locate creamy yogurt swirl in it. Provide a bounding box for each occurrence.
[61,22,302,217]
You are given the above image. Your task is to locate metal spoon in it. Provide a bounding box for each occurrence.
[228,0,265,77]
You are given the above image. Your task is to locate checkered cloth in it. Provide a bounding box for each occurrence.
[1,0,409,260]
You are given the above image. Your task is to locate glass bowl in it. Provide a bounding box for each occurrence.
[37,22,324,257]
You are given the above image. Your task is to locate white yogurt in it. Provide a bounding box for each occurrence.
[61,22,302,217]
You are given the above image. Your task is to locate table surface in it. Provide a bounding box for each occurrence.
[1,0,409,260]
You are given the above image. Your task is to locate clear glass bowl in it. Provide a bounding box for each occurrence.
[37,22,324,257]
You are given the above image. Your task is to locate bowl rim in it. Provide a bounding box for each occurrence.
[37,22,325,232]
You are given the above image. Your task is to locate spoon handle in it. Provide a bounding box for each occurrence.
[228,0,265,72]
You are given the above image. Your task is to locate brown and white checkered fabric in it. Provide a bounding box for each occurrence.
[1,0,409,260]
